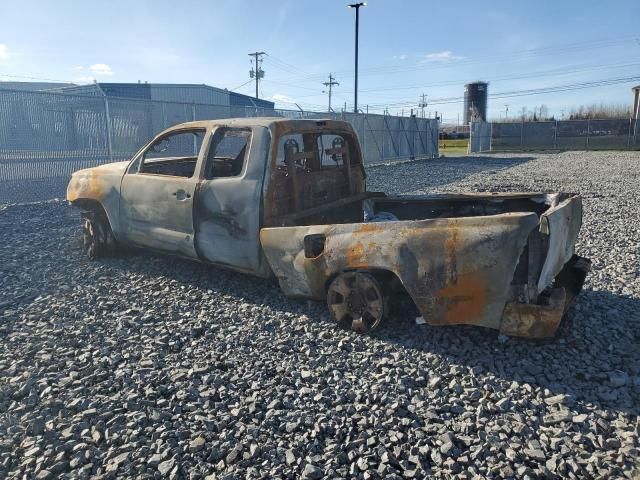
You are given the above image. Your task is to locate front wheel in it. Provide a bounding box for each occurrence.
[327,271,387,333]
[81,211,114,260]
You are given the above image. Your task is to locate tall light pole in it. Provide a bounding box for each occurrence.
[348,2,366,113]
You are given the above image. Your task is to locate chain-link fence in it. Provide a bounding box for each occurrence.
[0,88,438,203]
[469,118,640,153]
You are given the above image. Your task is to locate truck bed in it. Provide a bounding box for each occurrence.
[270,191,566,227]
[260,191,587,338]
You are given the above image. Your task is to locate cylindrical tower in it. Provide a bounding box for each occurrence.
[464,82,488,124]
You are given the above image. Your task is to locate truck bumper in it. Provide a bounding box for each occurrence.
[499,255,591,338]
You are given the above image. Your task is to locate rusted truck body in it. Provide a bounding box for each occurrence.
[67,118,590,338]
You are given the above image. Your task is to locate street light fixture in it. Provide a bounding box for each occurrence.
[348,2,366,113]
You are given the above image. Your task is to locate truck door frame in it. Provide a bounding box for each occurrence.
[119,127,210,258]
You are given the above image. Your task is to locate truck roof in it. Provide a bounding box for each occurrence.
[164,117,352,131]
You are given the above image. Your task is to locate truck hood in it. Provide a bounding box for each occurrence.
[71,160,130,178]
[67,161,130,203]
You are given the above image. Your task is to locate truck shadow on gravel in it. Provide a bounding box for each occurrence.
[106,250,638,417]
[366,156,535,193]
[377,288,640,417]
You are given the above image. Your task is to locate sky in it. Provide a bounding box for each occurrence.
[1,0,639,123]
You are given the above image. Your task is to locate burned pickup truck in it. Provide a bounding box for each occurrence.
[67,118,590,338]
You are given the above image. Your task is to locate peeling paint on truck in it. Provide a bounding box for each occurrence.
[67,117,590,338]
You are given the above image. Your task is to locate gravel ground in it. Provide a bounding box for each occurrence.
[1,151,639,479]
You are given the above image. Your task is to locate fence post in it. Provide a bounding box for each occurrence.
[520,121,524,149]
[398,116,415,159]
[103,95,113,162]
[628,118,633,148]
[586,118,590,150]
[381,115,386,159]
[363,113,383,162]
[192,104,197,153]
[384,114,399,158]
[362,113,367,161]
[554,120,558,149]
[489,122,493,152]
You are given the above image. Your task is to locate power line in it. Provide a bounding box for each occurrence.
[356,60,640,96]
[261,79,321,92]
[230,79,254,91]
[265,59,640,101]
[268,34,639,83]
[264,54,311,77]
[364,75,640,110]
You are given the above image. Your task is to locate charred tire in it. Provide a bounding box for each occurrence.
[554,306,575,339]
[81,211,115,260]
[327,271,387,333]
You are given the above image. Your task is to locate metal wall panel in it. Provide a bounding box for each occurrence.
[469,119,639,153]
[149,84,230,106]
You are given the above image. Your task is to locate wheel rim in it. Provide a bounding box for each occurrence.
[327,272,385,332]
[82,217,98,259]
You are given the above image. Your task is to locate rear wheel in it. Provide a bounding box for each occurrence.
[81,211,114,260]
[327,272,387,333]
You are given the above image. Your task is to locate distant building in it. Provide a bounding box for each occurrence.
[50,82,275,110]
[0,81,76,91]
[0,81,276,153]
[633,85,640,120]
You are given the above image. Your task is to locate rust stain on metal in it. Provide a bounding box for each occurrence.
[501,287,566,337]
[347,241,367,268]
[67,169,107,202]
[436,274,487,324]
[356,223,384,234]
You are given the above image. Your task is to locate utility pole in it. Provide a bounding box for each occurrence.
[504,104,509,120]
[322,73,339,112]
[348,3,366,113]
[248,51,266,99]
[419,93,428,118]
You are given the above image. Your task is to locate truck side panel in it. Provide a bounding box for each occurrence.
[260,213,539,330]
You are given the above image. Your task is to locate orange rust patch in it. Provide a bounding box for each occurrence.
[67,170,106,202]
[346,241,367,267]
[436,274,487,324]
[355,223,385,234]
[445,228,458,263]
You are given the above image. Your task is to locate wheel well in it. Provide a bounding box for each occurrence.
[325,268,407,294]
[72,199,108,221]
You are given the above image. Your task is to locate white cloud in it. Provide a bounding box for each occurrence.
[71,65,84,71]
[89,63,113,76]
[420,50,464,63]
[0,44,8,60]
[393,54,408,60]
